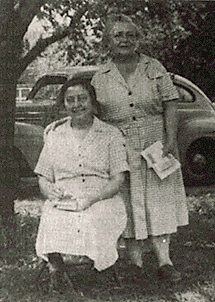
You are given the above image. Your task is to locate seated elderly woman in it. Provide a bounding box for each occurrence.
[34,79,129,292]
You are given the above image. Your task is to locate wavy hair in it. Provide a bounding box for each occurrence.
[102,13,143,51]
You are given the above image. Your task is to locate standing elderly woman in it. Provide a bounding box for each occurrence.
[90,13,188,282]
[34,79,129,292]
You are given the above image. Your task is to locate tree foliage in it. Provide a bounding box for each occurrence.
[0,0,214,149]
[19,0,214,100]
[171,1,215,98]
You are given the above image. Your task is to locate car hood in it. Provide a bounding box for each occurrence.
[178,114,215,136]
[15,122,44,136]
[188,117,215,130]
[16,100,56,107]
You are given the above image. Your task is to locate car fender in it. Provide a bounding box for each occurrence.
[177,116,215,166]
[14,122,44,174]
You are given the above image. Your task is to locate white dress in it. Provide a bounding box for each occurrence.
[35,117,129,271]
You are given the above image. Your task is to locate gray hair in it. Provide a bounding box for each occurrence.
[102,13,143,50]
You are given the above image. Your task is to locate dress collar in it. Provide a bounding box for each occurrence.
[100,53,151,75]
[64,115,103,133]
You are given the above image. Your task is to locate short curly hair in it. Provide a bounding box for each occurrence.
[102,13,143,50]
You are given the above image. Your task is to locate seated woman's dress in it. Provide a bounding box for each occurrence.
[35,117,129,271]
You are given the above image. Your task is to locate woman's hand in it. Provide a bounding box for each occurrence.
[45,185,64,200]
[162,139,177,158]
[75,197,92,212]
[38,176,64,200]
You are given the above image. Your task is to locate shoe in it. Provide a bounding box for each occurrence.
[157,265,182,283]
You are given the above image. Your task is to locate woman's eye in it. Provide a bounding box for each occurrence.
[66,97,75,104]
[113,32,123,39]
[78,95,88,102]
[127,32,136,39]
[113,32,137,40]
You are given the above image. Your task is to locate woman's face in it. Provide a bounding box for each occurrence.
[108,21,139,57]
[64,85,93,120]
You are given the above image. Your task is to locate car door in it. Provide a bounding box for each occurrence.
[16,75,68,127]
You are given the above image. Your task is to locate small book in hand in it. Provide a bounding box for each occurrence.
[141,141,181,180]
[53,196,77,211]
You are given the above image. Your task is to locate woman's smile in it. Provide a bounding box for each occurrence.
[72,107,85,114]
[64,85,93,121]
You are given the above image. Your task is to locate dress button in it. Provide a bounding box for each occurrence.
[132,116,136,121]
[77,230,80,233]
[128,91,132,95]
[82,179,85,182]
[130,103,134,107]
[79,164,82,167]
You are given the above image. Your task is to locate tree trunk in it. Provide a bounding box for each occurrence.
[0,28,21,220]
[0,67,20,219]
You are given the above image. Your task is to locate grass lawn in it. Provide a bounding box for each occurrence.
[0,185,214,302]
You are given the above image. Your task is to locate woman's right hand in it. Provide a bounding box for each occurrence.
[38,176,64,200]
[48,185,64,200]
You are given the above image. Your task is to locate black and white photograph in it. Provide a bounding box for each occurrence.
[0,0,214,301]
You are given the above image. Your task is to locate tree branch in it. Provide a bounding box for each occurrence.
[19,3,89,75]
[15,0,46,39]
[19,28,70,74]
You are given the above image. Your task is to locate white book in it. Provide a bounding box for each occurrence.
[141,141,181,180]
[52,195,78,211]
[54,201,77,211]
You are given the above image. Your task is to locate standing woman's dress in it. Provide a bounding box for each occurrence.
[35,117,128,271]
[91,54,189,240]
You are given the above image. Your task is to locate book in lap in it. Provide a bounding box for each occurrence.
[141,141,181,180]
[52,195,77,211]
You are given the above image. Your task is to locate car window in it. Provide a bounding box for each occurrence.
[22,88,32,98]
[175,85,194,103]
[16,87,32,102]
[33,84,62,102]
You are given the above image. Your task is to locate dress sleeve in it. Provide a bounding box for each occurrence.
[155,61,179,102]
[109,129,130,176]
[34,135,55,182]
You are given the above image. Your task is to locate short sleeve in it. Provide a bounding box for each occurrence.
[146,58,179,102]
[34,135,54,182]
[157,72,179,102]
[154,61,179,102]
[108,129,130,176]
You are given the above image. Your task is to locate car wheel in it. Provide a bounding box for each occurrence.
[184,139,215,186]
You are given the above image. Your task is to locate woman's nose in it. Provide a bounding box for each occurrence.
[121,33,128,41]
[73,97,79,107]
[120,33,128,41]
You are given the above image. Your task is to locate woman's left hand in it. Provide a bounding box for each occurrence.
[75,197,92,212]
[162,140,176,158]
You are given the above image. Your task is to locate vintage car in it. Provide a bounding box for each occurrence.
[14,122,44,179]
[15,66,215,186]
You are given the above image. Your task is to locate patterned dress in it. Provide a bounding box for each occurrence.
[91,54,189,240]
[35,117,129,271]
